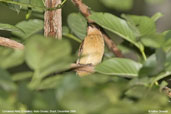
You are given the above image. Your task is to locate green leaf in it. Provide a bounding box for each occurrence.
[12,19,43,39]
[140,33,164,48]
[55,74,80,101]
[12,71,33,81]
[37,75,63,90]
[8,0,21,13]
[129,77,151,87]
[17,82,33,106]
[122,14,156,36]
[163,30,171,51]
[67,13,87,40]
[166,51,171,71]
[165,30,171,41]
[122,14,164,48]
[95,58,142,78]
[100,0,133,11]
[15,0,30,4]
[2,0,44,13]
[139,49,166,77]
[159,81,168,92]
[89,12,143,50]
[25,35,73,89]
[150,71,171,87]
[0,23,23,32]
[25,35,72,71]
[156,48,166,67]
[0,47,24,69]
[32,90,57,109]
[56,74,109,114]
[37,73,78,90]
[30,0,44,8]
[62,26,70,35]
[151,12,163,22]
[125,86,148,98]
[0,68,17,91]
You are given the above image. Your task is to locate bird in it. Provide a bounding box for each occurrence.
[76,25,104,76]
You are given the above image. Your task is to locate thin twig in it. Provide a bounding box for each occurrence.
[71,0,123,57]
[103,34,123,57]
[71,0,93,23]
[44,0,62,39]
[0,36,24,50]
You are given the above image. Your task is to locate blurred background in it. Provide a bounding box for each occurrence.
[0,0,171,114]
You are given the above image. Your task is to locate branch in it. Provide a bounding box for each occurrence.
[71,0,123,57]
[0,36,24,50]
[44,0,62,39]
[103,34,123,57]
[71,63,94,76]
[44,63,94,78]
[71,63,94,71]
[71,0,92,23]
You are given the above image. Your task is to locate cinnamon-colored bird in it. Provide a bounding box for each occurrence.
[76,26,104,76]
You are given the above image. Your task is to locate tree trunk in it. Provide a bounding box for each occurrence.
[44,0,62,39]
